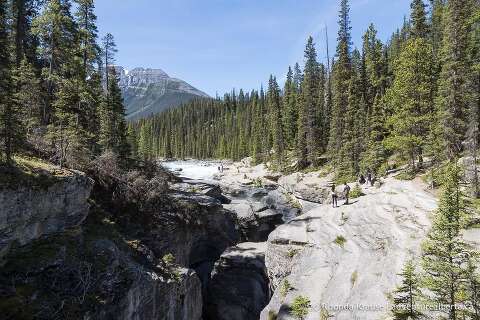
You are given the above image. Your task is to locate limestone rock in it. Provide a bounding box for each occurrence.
[261,177,437,320]
[0,171,93,260]
[206,242,269,320]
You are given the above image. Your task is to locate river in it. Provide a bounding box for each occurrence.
[162,160,224,181]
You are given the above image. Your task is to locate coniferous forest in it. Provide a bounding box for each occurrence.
[0,0,129,170]
[131,0,480,182]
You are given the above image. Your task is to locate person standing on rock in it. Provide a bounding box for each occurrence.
[331,184,338,208]
[343,182,351,205]
[366,168,373,186]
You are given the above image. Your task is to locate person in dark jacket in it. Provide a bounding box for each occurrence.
[343,183,351,205]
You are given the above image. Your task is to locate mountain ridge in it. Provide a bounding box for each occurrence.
[114,66,210,120]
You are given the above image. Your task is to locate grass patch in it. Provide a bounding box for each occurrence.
[290,295,311,319]
[287,248,300,258]
[334,235,347,248]
[0,156,70,190]
[252,178,264,188]
[320,307,333,320]
[280,279,292,298]
[286,193,302,209]
[351,271,358,287]
[396,170,416,181]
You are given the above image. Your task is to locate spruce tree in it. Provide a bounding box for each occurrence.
[422,164,470,320]
[391,260,424,320]
[385,38,434,171]
[329,0,352,169]
[282,66,297,149]
[436,0,474,159]
[410,0,430,39]
[32,0,77,125]
[300,36,322,166]
[0,0,15,163]
[268,75,285,167]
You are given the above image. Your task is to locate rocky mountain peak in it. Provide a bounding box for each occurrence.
[112,65,209,120]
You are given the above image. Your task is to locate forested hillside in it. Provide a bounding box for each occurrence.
[0,0,130,170]
[132,0,480,182]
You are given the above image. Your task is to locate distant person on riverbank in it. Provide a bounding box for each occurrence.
[366,168,373,186]
[331,184,338,208]
[359,174,366,185]
[343,183,351,205]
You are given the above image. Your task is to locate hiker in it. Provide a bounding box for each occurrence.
[366,168,373,186]
[220,163,224,173]
[343,183,351,205]
[331,184,338,208]
[359,174,366,185]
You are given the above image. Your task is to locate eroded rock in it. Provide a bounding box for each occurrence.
[206,242,269,320]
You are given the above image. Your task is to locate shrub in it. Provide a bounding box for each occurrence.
[334,235,347,248]
[280,279,292,297]
[162,253,175,266]
[291,295,311,319]
[267,310,277,320]
[349,183,364,198]
[287,248,300,258]
[351,271,358,287]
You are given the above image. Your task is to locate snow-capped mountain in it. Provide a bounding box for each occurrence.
[114,67,209,120]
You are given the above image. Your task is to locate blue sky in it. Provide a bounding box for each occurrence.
[95,0,411,96]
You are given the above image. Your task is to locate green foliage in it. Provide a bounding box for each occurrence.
[162,253,176,266]
[384,37,434,171]
[422,163,473,319]
[280,279,292,298]
[350,183,363,198]
[391,259,423,319]
[334,235,347,248]
[287,248,300,258]
[290,295,311,320]
[267,310,278,320]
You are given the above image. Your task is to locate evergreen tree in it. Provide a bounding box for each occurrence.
[391,259,424,320]
[102,32,117,95]
[13,59,42,141]
[0,0,16,163]
[385,38,434,171]
[329,0,352,169]
[268,75,285,167]
[410,0,430,39]
[32,0,77,125]
[422,164,471,320]
[300,36,322,166]
[436,0,474,159]
[282,66,297,149]
[10,0,39,66]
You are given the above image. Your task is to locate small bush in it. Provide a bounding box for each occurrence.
[253,178,263,188]
[396,170,416,181]
[350,183,364,198]
[334,235,347,248]
[162,253,175,266]
[280,279,292,297]
[350,271,358,287]
[287,248,300,258]
[267,310,278,320]
[290,295,311,319]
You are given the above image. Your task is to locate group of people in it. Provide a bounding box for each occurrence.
[330,182,350,208]
[358,168,375,187]
[330,169,374,208]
